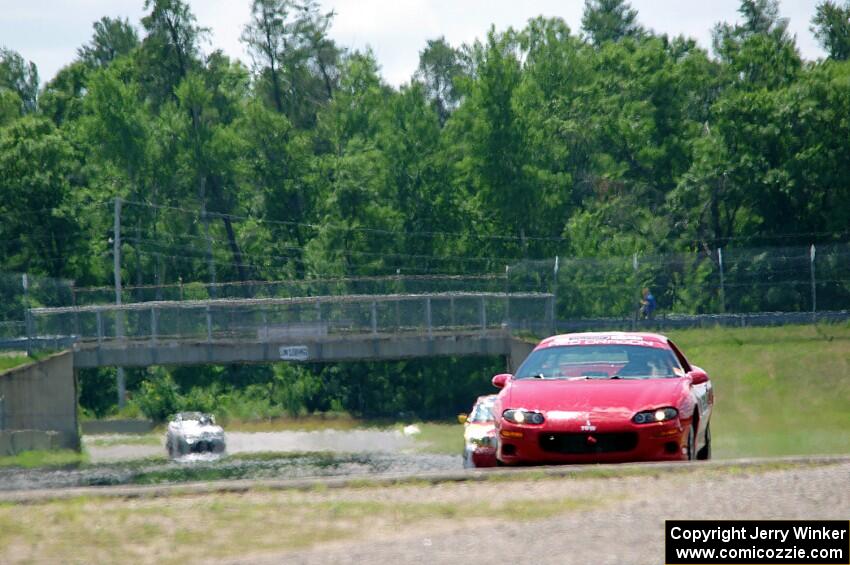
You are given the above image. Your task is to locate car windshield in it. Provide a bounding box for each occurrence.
[469,399,495,423]
[179,412,213,425]
[515,345,682,380]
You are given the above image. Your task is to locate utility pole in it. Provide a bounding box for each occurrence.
[718,247,726,314]
[810,244,817,319]
[201,196,217,298]
[114,198,126,408]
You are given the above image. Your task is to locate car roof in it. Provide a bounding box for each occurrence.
[535,331,671,350]
[175,411,211,420]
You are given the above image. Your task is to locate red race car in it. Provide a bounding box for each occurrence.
[493,332,713,465]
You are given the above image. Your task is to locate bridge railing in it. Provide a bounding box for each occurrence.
[28,292,554,345]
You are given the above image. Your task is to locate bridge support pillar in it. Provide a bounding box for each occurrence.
[507,338,536,374]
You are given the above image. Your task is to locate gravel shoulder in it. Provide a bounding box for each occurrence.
[254,461,850,565]
[2,460,848,564]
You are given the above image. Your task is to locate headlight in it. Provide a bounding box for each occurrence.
[633,407,678,424]
[471,435,496,448]
[503,409,545,425]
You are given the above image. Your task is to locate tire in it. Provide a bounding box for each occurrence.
[697,423,711,460]
[685,424,696,461]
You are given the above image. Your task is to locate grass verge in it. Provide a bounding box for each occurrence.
[0,355,33,372]
[0,488,604,564]
[0,450,88,469]
[668,324,850,458]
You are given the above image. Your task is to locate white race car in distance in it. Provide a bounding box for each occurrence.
[166,412,226,457]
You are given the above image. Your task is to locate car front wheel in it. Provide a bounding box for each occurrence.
[697,423,711,460]
[685,424,696,461]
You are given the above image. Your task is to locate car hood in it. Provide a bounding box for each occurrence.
[504,378,687,417]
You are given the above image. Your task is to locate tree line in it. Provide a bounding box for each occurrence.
[3,0,850,419]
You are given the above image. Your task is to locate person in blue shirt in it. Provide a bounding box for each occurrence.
[640,287,656,319]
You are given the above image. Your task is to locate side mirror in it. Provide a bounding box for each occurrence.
[492,373,512,389]
[689,367,709,385]
[457,413,468,425]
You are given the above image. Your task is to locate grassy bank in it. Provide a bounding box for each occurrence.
[0,354,33,372]
[0,450,88,469]
[668,324,850,459]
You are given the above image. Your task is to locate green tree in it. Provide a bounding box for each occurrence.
[78,16,140,68]
[414,37,464,126]
[242,0,341,127]
[137,0,206,106]
[0,117,81,277]
[0,48,39,113]
[581,0,643,46]
[712,0,800,88]
[812,1,850,60]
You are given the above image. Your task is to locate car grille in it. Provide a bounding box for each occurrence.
[538,432,638,454]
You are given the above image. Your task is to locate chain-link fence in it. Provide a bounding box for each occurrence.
[69,274,526,305]
[3,242,850,350]
[0,272,75,321]
[29,292,553,344]
[513,243,850,320]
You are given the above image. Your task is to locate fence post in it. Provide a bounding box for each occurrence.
[480,296,487,334]
[504,265,510,329]
[205,306,213,342]
[71,283,80,339]
[371,300,378,335]
[96,310,103,344]
[632,253,639,330]
[551,256,559,335]
[150,307,158,344]
[810,244,817,319]
[718,247,726,314]
[22,274,32,356]
[425,297,432,338]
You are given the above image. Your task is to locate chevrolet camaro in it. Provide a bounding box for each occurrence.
[493,332,713,465]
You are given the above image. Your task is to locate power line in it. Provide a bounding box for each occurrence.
[121,199,570,243]
[125,234,527,265]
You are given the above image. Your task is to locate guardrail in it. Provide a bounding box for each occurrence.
[25,292,555,346]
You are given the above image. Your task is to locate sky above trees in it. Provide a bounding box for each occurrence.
[2,0,828,87]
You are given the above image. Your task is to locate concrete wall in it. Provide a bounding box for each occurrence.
[0,351,79,453]
[507,338,538,373]
[73,332,513,368]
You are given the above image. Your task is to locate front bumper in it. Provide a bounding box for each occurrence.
[184,437,226,454]
[497,418,687,465]
[470,447,498,467]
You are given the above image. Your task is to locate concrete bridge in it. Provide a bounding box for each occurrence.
[30,292,552,371]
